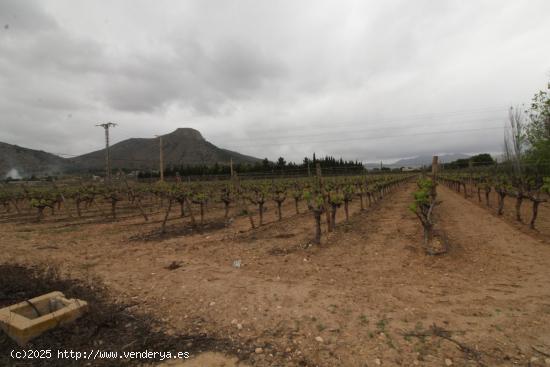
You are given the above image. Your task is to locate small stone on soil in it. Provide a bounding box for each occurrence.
[255,347,263,354]
[315,336,323,343]
[444,358,453,366]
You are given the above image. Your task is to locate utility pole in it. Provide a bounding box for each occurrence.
[155,135,164,182]
[96,122,117,184]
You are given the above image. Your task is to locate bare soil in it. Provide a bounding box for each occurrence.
[0,264,243,367]
[1,183,550,366]
[459,183,550,238]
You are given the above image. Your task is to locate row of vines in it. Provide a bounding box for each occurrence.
[0,173,416,243]
[438,172,550,229]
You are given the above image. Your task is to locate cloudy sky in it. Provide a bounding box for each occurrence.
[1,0,549,163]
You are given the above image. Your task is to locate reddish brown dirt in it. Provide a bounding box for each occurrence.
[2,183,550,366]
[456,183,550,238]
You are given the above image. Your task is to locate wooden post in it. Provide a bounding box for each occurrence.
[431,156,439,179]
[468,159,473,194]
[230,158,234,178]
[316,163,332,232]
[159,135,164,182]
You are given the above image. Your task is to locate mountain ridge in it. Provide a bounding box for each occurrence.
[364,153,471,169]
[0,142,69,178]
[1,129,475,177]
[1,128,261,177]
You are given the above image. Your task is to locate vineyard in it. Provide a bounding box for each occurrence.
[4,0,550,364]
[438,169,550,235]
[2,166,550,367]
[0,172,414,244]
[2,78,550,366]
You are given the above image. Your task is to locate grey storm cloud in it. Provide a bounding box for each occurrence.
[102,39,287,113]
[1,0,550,162]
[0,0,56,31]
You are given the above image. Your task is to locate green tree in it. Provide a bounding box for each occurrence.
[526,81,550,170]
[276,157,286,169]
[262,158,271,170]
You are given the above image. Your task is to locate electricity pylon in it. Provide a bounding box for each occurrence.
[96,122,117,184]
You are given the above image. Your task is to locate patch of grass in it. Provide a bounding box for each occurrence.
[413,341,429,360]
[359,314,369,326]
[316,323,326,332]
[376,318,388,332]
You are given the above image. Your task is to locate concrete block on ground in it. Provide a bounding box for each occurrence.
[0,291,88,346]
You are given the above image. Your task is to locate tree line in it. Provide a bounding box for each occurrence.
[139,154,364,178]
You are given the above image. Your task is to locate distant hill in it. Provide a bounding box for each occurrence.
[392,154,471,168]
[0,142,68,178]
[365,153,471,169]
[70,128,260,171]
[1,128,261,177]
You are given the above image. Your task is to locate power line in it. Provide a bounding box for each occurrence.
[210,116,507,144]
[51,124,506,161]
[222,126,506,149]
[49,106,511,157]
[207,106,509,139]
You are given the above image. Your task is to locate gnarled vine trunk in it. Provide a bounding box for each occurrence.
[515,194,523,222]
[313,211,322,244]
[344,200,350,221]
